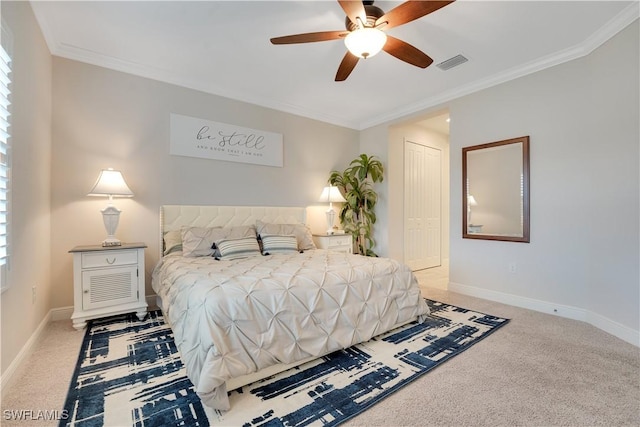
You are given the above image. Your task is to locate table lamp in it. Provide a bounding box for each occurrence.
[88,168,134,246]
[319,186,346,235]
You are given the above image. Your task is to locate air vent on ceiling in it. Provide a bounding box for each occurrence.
[436,54,468,71]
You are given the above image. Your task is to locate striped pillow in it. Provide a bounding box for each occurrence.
[182,225,257,257]
[215,237,261,260]
[261,234,299,255]
[256,221,316,250]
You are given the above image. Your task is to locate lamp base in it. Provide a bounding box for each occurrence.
[102,238,122,247]
[325,208,336,235]
[101,205,122,247]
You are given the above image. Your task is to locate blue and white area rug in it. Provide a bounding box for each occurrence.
[60,300,509,427]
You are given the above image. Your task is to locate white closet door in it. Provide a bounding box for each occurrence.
[404,140,441,270]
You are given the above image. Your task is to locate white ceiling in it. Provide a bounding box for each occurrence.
[30,1,638,130]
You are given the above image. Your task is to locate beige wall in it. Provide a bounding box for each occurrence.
[447,21,639,333]
[358,123,392,256]
[364,21,639,340]
[0,2,52,373]
[50,58,359,309]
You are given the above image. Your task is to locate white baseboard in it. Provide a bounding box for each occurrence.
[50,305,74,321]
[0,310,52,399]
[449,281,639,347]
[585,310,640,348]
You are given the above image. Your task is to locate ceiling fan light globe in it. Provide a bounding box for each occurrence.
[344,28,387,59]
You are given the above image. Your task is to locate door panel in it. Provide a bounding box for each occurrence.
[404,142,426,270]
[404,140,441,270]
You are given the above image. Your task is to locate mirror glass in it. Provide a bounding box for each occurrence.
[463,136,530,242]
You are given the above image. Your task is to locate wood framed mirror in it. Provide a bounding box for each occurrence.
[463,136,530,242]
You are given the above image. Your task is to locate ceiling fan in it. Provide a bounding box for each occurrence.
[270,0,455,81]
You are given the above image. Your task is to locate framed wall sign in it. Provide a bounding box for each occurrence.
[170,113,283,167]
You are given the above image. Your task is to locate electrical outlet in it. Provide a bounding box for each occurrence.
[32,286,37,304]
[508,263,517,273]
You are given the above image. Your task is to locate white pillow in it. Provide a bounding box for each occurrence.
[163,230,182,255]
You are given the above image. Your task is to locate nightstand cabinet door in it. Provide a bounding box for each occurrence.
[82,266,139,310]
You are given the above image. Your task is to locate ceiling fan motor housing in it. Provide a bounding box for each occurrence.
[345,4,385,30]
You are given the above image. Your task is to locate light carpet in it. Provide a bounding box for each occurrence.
[60,299,509,426]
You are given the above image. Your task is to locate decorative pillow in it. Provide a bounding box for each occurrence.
[260,234,299,255]
[181,225,256,257]
[215,237,261,260]
[163,230,183,255]
[256,220,316,251]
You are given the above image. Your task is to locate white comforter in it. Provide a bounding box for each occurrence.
[152,249,429,410]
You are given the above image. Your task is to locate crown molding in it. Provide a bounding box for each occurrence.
[359,3,639,130]
[32,2,638,132]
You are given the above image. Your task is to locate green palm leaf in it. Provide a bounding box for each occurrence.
[326,154,384,256]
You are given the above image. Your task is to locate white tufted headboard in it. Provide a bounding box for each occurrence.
[159,205,307,258]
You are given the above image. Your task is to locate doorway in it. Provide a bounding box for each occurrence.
[395,111,449,291]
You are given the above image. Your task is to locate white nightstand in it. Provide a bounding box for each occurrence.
[313,233,353,254]
[69,242,148,330]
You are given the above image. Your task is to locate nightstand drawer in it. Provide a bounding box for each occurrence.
[326,235,351,247]
[313,234,353,254]
[81,249,138,269]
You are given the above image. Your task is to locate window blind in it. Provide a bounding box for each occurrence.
[0,42,11,270]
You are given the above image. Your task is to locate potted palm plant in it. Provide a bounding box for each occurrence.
[329,154,384,256]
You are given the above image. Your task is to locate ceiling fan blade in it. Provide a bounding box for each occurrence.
[335,52,359,81]
[383,35,433,68]
[270,30,348,45]
[375,0,455,30]
[338,0,367,28]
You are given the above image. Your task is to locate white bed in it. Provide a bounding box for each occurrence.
[152,205,430,410]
